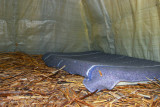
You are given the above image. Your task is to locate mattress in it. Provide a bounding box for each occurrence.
[42,51,160,92]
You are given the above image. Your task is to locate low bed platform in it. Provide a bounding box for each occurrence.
[43,51,160,92]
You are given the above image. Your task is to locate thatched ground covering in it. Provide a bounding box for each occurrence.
[0,52,160,107]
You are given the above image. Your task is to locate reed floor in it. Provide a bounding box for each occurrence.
[0,52,160,107]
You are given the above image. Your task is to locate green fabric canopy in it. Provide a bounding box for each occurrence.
[0,0,160,62]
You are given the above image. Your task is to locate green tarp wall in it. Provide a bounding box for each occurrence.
[0,0,160,62]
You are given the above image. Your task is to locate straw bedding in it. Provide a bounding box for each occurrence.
[0,52,160,107]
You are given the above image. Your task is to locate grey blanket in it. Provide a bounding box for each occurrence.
[42,51,160,92]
